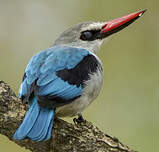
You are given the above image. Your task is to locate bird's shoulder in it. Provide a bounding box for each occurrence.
[19,46,102,108]
[24,46,90,84]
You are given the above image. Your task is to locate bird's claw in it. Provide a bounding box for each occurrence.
[73,114,86,125]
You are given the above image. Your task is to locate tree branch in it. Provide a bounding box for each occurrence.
[0,81,136,152]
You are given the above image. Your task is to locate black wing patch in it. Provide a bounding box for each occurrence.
[37,54,102,108]
[37,95,80,108]
[20,54,102,109]
[56,54,101,87]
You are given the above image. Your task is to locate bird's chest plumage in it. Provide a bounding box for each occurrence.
[56,55,103,117]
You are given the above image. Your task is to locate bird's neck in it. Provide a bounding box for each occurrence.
[53,43,99,55]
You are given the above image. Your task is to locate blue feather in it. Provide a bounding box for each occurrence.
[37,77,82,99]
[19,46,90,99]
[14,97,54,141]
[15,46,90,141]
[27,107,54,141]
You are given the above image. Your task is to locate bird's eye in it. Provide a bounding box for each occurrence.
[80,31,93,41]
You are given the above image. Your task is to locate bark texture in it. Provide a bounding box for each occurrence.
[0,81,136,152]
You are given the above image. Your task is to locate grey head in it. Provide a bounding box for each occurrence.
[53,10,146,54]
[54,22,106,53]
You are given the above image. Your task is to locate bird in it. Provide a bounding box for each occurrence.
[13,9,146,142]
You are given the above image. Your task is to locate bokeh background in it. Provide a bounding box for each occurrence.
[0,0,158,152]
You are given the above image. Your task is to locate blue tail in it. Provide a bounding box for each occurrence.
[13,96,54,141]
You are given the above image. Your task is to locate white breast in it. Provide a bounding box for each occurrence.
[56,65,103,117]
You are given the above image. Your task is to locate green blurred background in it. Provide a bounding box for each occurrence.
[0,0,158,152]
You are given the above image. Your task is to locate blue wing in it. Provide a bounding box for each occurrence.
[19,46,90,107]
[14,46,91,141]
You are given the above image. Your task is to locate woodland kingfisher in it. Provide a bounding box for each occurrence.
[14,10,146,141]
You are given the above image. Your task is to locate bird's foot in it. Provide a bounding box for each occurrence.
[73,114,86,125]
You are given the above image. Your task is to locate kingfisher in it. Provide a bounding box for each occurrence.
[14,10,146,141]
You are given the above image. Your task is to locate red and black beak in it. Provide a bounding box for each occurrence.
[100,9,147,38]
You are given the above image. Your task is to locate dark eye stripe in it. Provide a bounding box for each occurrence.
[80,31,92,40]
[80,30,101,41]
